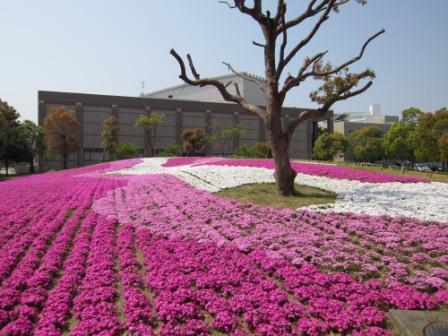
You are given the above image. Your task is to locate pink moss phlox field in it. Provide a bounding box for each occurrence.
[94,174,447,305]
[136,230,390,335]
[0,158,444,335]
[188,158,429,183]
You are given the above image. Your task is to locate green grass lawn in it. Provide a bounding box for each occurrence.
[217,183,336,210]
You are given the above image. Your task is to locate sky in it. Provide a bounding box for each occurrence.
[0,0,447,122]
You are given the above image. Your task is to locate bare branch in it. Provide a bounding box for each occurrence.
[278,1,287,67]
[252,40,266,48]
[306,29,385,78]
[279,28,384,97]
[186,54,200,80]
[277,0,363,34]
[222,61,267,93]
[218,0,236,9]
[219,0,268,24]
[170,49,266,119]
[280,51,328,99]
[276,0,336,79]
[285,78,373,139]
[277,0,331,34]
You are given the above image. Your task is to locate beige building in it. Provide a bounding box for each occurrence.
[38,75,332,170]
[334,104,398,136]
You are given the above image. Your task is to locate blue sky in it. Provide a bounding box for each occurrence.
[0,0,446,122]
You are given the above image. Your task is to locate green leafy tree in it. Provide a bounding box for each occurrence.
[402,107,423,125]
[312,132,349,161]
[100,115,119,161]
[170,1,384,196]
[412,109,448,162]
[382,122,414,162]
[209,125,245,156]
[350,125,384,163]
[43,106,80,169]
[438,132,448,171]
[181,128,206,156]
[115,142,140,160]
[233,142,272,158]
[135,112,165,157]
[19,120,45,173]
[0,99,22,175]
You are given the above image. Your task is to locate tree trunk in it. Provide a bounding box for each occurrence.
[143,129,151,157]
[29,158,35,174]
[63,152,68,170]
[265,103,297,196]
[5,161,9,177]
[269,132,297,196]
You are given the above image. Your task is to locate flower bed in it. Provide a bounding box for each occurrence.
[111,158,448,222]
[0,158,445,335]
[196,158,429,183]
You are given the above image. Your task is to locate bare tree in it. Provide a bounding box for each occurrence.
[170,0,384,195]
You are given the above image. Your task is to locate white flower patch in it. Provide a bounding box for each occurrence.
[108,158,448,223]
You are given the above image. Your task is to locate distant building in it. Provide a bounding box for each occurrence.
[38,74,332,170]
[334,104,398,136]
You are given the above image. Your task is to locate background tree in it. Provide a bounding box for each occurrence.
[382,122,414,163]
[382,107,423,164]
[402,107,423,125]
[312,132,349,161]
[181,128,206,156]
[160,144,183,157]
[114,142,140,160]
[19,120,45,173]
[350,125,383,163]
[100,115,119,161]
[0,99,22,175]
[412,109,448,163]
[43,106,80,169]
[135,112,165,157]
[170,0,384,195]
[438,132,448,172]
[209,124,245,156]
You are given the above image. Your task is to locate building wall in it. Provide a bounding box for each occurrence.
[38,91,331,171]
[334,121,394,136]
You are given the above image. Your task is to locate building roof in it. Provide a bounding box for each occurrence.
[143,72,265,98]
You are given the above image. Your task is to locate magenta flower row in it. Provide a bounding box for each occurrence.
[165,157,429,183]
[0,158,443,335]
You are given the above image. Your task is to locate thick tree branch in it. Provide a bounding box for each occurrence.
[170,49,266,119]
[278,1,288,67]
[186,54,200,80]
